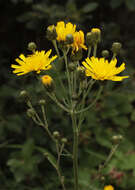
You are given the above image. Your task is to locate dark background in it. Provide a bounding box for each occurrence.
[1,0,135,189]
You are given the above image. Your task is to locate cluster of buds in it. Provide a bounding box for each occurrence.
[53,131,68,144]
[86,28,101,47]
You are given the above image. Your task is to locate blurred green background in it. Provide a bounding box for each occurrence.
[1,0,135,189]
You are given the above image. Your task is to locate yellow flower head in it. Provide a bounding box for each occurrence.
[41,75,53,86]
[55,21,76,41]
[104,185,114,190]
[72,30,87,52]
[82,56,129,81]
[11,50,57,76]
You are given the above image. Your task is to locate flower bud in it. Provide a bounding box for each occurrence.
[71,49,82,61]
[46,25,57,41]
[27,42,37,52]
[26,108,35,117]
[19,90,29,101]
[77,66,86,81]
[72,93,78,101]
[86,32,94,46]
[111,42,122,55]
[68,62,76,72]
[41,75,54,93]
[39,99,46,105]
[112,135,123,144]
[61,138,68,144]
[66,34,74,45]
[91,28,101,44]
[53,131,60,139]
[101,50,109,58]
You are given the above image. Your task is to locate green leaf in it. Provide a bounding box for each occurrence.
[112,116,130,127]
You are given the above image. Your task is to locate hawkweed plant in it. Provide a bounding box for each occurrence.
[11,21,129,190]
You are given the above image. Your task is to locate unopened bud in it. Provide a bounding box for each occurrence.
[27,108,35,117]
[19,90,29,101]
[41,75,54,93]
[53,131,60,139]
[86,32,93,47]
[100,176,105,181]
[91,28,101,44]
[72,93,78,101]
[46,25,57,41]
[111,42,122,55]
[27,42,37,52]
[68,62,76,72]
[112,135,123,144]
[101,50,109,58]
[39,99,46,105]
[66,34,74,45]
[77,66,86,81]
[61,138,68,144]
[71,49,82,61]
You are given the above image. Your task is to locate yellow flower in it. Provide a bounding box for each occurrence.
[104,185,114,190]
[82,56,129,81]
[72,30,87,52]
[55,21,76,41]
[11,50,57,76]
[41,75,53,86]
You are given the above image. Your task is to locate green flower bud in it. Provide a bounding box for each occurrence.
[27,42,37,52]
[77,66,86,81]
[101,50,109,58]
[46,25,57,41]
[61,138,68,144]
[91,28,101,44]
[66,34,74,45]
[71,49,82,61]
[39,99,46,105]
[86,32,94,46]
[68,62,76,72]
[112,135,123,144]
[53,131,60,139]
[72,93,78,101]
[111,42,122,55]
[27,108,35,117]
[19,90,29,101]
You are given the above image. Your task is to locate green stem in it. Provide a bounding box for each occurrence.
[78,79,95,130]
[52,40,60,57]
[47,92,69,112]
[93,44,97,57]
[76,84,103,114]
[87,46,92,57]
[63,50,72,105]
[71,111,79,190]
[41,105,55,141]
[112,53,117,60]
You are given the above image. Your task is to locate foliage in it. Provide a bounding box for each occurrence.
[0,0,135,189]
